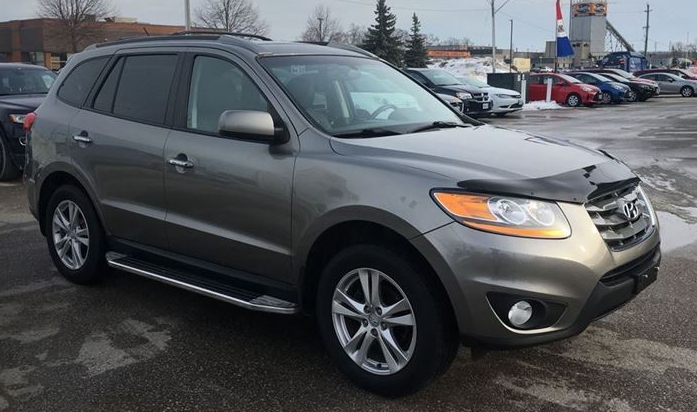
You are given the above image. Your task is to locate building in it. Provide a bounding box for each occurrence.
[0,18,184,70]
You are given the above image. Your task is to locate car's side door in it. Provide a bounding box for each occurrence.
[527,76,545,101]
[163,50,297,282]
[69,50,183,248]
[656,74,680,93]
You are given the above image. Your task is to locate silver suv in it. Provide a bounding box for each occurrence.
[25,33,661,396]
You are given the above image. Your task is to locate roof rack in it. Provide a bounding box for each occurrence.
[295,41,377,58]
[172,30,272,41]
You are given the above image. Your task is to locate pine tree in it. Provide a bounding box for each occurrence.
[360,0,403,66]
[404,13,429,68]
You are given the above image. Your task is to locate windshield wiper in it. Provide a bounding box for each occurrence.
[408,121,470,134]
[333,128,403,138]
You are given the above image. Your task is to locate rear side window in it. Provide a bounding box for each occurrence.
[112,55,177,124]
[57,57,109,107]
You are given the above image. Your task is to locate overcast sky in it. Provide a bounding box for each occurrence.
[4,0,695,52]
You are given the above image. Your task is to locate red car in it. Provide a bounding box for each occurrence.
[528,73,602,107]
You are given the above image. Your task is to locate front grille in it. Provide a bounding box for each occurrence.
[600,245,660,286]
[472,92,489,103]
[585,184,653,250]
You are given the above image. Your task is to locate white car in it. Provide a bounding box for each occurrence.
[457,76,523,116]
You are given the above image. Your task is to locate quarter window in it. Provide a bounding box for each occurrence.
[186,56,270,133]
[112,55,177,124]
[93,58,124,113]
[57,57,109,106]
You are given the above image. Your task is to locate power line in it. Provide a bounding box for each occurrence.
[643,3,652,56]
[331,0,486,13]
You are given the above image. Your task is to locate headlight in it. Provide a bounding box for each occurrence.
[636,185,658,227]
[432,191,571,239]
[581,87,595,93]
[612,85,625,91]
[640,85,651,89]
[9,114,27,124]
[455,92,473,100]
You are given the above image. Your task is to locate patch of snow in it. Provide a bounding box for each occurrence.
[428,57,514,83]
[523,101,565,111]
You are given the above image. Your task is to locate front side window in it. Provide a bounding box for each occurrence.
[418,70,462,86]
[57,57,108,106]
[112,54,177,124]
[187,56,269,133]
[261,55,464,137]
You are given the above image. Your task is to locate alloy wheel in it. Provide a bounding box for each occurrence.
[602,93,612,104]
[331,268,416,375]
[52,200,90,270]
[567,95,580,107]
[681,87,694,97]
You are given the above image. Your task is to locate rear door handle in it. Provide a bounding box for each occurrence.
[168,157,194,169]
[72,131,92,144]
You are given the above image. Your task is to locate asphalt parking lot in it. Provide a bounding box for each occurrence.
[1,97,696,411]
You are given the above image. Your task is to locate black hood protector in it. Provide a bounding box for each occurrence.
[457,158,640,204]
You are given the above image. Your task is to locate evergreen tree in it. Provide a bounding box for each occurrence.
[361,0,403,66]
[404,13,429,68]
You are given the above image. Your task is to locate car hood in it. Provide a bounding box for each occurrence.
[481,86,521,96]
[0,94,46,112]
[608,82,630,90]
[330,125,637,203]
[434,84,483,94]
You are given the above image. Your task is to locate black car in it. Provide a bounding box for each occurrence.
[595,72,657,102]
[405,68,492,117]
[0,63,56,180]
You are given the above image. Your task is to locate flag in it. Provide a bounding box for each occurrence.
[556,0,574,57]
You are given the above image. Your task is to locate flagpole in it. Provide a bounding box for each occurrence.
[554,2,559,72]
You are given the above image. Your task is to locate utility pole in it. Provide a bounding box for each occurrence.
[488,0,514,74]
[184,0,191,31]
[318,17,324,42]
[643,3,652,56]
[509,19,514,73]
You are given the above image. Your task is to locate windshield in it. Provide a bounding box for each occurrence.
[460,76,488,88]
[557,74,581,84]
[603,73,628,83]
[591,73,613,83]
[0,67,56,95]
[418,69,463,86]
[261,56,465,137]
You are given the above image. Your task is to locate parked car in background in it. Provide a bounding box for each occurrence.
[436,93,465,113]
[634,68,697,81]
[405,68,492,117]
[598,51,648,73]
[457,76,523,116]
[566,72,633,104]
[528,73,602,107]
[0,63,57,180]
[584,68,659,90]
[600,72,657,102]
[638,73,697,97]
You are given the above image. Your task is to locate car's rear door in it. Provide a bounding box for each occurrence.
[162,49,297,282]
[69,49,183,248]
[527,76,545,101]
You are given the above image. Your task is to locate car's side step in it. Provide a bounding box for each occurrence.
[105,252,299,314]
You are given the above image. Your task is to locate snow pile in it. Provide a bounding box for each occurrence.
[522,101,565,111]
[428,57,514,82]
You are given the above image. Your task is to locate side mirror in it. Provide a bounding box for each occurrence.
[218,110,288,144]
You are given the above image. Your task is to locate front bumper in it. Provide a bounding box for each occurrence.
[464,100,493,116]
[411,202,661,348]
[491,96,524,114]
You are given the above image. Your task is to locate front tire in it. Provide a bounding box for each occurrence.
[317,245,458,397]
[566,93,582,107]
[680,86,694,97]
[45,185,107,284]
[601,92,613,104]
[0,134,21,181]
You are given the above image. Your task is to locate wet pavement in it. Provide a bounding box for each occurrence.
[1,96,696,411]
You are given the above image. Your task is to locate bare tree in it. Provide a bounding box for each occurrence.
[344,24,367,45]
[37,0,113,53]
[195,0,269,36]
[300,5,344,43]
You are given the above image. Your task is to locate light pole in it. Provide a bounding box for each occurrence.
[488,0,514,74]
[184,0,191,31]
[509,19,514,72]
[318,17,324,42]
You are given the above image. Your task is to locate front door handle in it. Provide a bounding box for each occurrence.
[72,131,92,144]
[168,157,194,169]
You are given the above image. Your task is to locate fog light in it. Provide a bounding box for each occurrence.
[508,301,533,327]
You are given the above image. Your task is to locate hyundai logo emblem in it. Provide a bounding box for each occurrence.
[622,201,640,221]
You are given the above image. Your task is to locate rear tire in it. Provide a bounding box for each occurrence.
[680,86,694,97]
[316,244,458,397]
[45,185,108,284]
[0,134,21,181]
[566,93,582,107]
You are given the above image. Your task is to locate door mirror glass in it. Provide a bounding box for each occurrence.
[219,110,285,143]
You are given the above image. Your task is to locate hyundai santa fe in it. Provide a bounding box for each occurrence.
[25,33,661,397]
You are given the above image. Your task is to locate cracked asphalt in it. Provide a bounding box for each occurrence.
[1,96,696,411]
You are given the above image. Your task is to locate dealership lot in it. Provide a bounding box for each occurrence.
[1,97,696,411]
